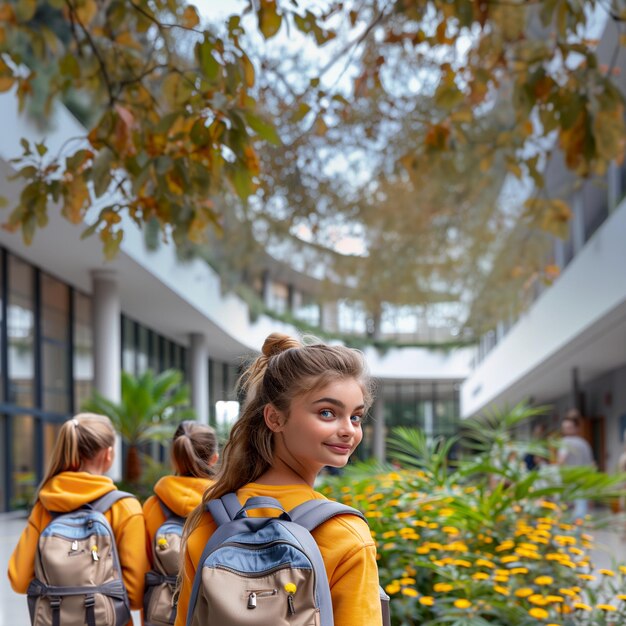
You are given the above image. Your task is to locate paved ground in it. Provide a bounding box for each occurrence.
[1,512,626,625]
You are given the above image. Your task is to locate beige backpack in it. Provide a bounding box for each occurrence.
[27,491,133,626]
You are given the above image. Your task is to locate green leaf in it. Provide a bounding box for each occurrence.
[0,195,8,209]
[196,37,220,82]
[244,112,281,145]
[14,0,37,21]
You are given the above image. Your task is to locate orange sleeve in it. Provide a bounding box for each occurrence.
[173,541,197,626]
[329,542,382,625]
[111,497,151,610]
[7,502,47,593]
[142,495,166,566]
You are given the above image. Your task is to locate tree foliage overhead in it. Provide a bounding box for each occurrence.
[1,0,625,333]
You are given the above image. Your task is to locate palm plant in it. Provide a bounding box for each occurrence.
[83,369,195,483]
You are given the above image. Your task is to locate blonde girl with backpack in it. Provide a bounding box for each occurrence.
[175,333,383,626]
[142,421,218,625]
[8,412,149,625]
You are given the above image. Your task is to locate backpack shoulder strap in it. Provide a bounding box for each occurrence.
[289,499,365,531]
[90,490,134,514]
[290,499,391,626]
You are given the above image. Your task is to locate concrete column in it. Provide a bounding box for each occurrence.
[189,332,209,424]
[424,401,434,444]
[372,396,386,462]
[91,269,122,480]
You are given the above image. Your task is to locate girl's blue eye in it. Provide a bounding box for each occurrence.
[320,409,334,419]
[351,415,363,425]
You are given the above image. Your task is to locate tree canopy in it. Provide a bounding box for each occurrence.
[1,0,625,334]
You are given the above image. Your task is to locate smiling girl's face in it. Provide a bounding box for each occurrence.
[268,378,365,482]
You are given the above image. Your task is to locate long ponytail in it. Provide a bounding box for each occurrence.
[37,413,116,496]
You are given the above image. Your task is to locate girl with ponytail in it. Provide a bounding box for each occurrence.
[8,413,149,623]
[142,421,219,561]
[175,333,382,625]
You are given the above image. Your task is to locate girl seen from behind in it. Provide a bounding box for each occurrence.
[8,412,149,626]
[175,333,382,626]
[142,421,218,625]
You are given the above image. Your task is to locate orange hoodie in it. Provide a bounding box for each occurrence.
[142,475,213,564]
[8,471,150,614]
[174,482,382,626]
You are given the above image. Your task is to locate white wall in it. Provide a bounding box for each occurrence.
[461,201,626,417]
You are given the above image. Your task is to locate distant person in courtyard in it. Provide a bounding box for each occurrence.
[556,409,595,519]
[523,422,549,471]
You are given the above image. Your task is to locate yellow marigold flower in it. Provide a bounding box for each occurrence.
[528,608,549,619]
[434,583,454,592]
[400,577,416,585]
[540,500,559,510]
[453,599,472,609]
[573,603,592,611]
[511,568,529,575]
[428,522,438,529]
[493,575,509,583]
[617,594,626,601]
[500,555,518,564]
[385,582,401,595]
[534,576,554,586]
[419,596,435,606]
[577,574,596,581]
[365,511,382,518]
[514,588,534,598]
[382,542,396,551]
[528,594,548,606]
[569,547,584,555]
[475,559,495,568]
[416,546,430,554]
[597,604,617,611]
[401,588,418,597]
[598,569,615,576]
[619,566,626,574]
[494,585,509,596]
[382,531,397,539]
[558,588,577,597]
[442,526,460,535]
[472,573,490,581]
[545,595,564,603]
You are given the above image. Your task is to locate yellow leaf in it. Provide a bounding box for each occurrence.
[0,4,16,22]
[115,31,143,51]
[0,75,15,93]
[182,5,200,29]
[74,0,98,27]
[63,177,90,224]
[258,0,282,39]
[241,54,255,88]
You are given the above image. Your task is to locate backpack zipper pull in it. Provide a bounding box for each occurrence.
[247,592,257,609]
[91,545,99,561]
[71,540,78,551]
[284,583,297,615]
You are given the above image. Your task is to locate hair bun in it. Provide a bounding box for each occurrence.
[262,333,301,358]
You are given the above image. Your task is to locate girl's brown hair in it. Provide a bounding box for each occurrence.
[171,421,218,478]
[37,413,116,495]
[183,332,372,540]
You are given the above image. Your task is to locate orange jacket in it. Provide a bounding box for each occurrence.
[8,471,150,612]
[174,482,382,626]
[142,475,213,564]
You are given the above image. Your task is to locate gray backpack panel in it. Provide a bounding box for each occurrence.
[27,490,133,626]
[144,499,186,626]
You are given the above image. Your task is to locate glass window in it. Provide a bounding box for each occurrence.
[74,291,93,411]
[7,255,35,407]
[122,316,136,374]
[11,415,36,510]
[149,331,161,372]
[137,325,149,374]
[41,274,70,413]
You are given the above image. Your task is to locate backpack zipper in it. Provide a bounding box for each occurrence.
[247,589,278,609]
